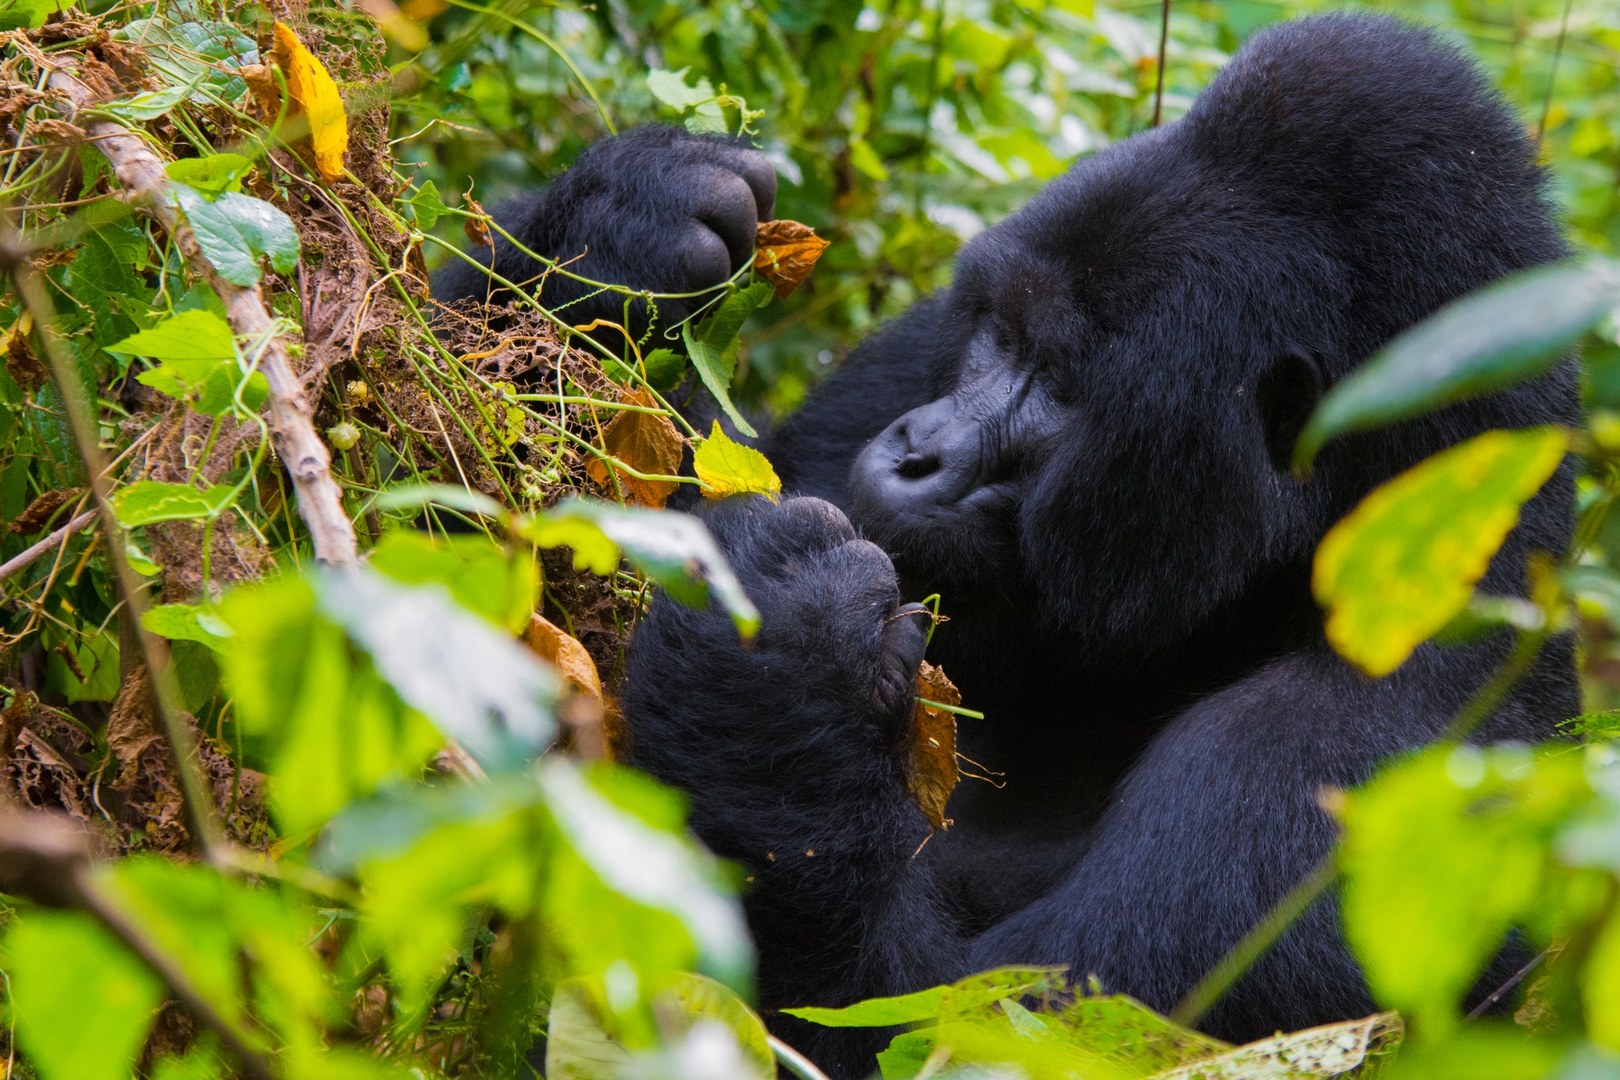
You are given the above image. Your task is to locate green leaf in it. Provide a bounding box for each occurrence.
[110,308,235,362]
[4,910,164,1080]
[97,84,189,122]
[785,966,1068,1027]
[0,0,57,30]
[215,574,446,833]
[1339,745,1594,1038]
[126,543,162,576]
[141,603,234,650]
[603,348,686,392]
[372,482,505,519]
[164,153,252,196]
[682,281,774,439]
[314,566,557,771]
[1312,427,1567,677]
[406,179,450,231]
[693,421,781,500]
[547,973,773,1080]
[1378,1025,1569,1080]
[647,68,716,111]
[539,759,753,993]
[523,499,760,638]
[1293,261,1619,473]
[369,530,536,634]
[173,186,301,287]
[113,480,237,526]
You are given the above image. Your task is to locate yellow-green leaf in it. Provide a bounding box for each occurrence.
[1312,426,1567,677]
[693,421,781,501]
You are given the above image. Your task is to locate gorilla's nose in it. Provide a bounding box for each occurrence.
[853,399,980,509]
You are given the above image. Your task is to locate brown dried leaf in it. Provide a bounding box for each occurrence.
[907,661,961,831]
[755,219,832,299]
[524,614,607,759]
[585,389,686,509]
[464,196,492,248]
[238,63,282,122]
[10,488,81,535]
[4,312,44,392]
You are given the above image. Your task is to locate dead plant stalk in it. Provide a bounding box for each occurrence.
[44,63,358,567]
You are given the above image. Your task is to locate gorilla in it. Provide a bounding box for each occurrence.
[436,14,1580,1076]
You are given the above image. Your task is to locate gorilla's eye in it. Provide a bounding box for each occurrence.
[1256,350,1324,473]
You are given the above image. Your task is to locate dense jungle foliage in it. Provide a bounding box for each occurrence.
[0,0,1619,1078]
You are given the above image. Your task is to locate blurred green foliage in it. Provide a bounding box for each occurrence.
[393,0,1620,415]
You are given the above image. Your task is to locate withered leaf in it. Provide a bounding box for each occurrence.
[237,63,282,122]
[585,389,687,509]
[523,613,608,759]
[755,219,831,299]
[10,489,81,536]
[4,312,44,392]
[907,661,961,831]
[464,196,493,248]
[272,23,348,183]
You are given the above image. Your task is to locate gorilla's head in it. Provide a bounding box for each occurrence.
[848,14,1574,660]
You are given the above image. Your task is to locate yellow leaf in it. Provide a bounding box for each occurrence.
[585,390,687,509]
[273,23,348,183]
[908,661,961,831]
[693,420,781,501]
[754,219,831,299]
[1312,427,1567,678]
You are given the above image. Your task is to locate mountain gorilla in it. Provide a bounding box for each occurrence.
[436,13,1580,1076]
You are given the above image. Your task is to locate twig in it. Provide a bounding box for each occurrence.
[1466,946,1551,1020]
[770,1035,832,1080]
[0,510,95,584]
[4,237,227,860]
[1151,0,1170,127]
[44,63,357,567]
[1169,857,1338,1027]
[0,810,277,1080]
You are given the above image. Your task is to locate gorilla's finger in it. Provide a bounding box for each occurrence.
[721,147,777,222]
[776,496,859,553]
[693,167,762,271]
[677,220,733,294]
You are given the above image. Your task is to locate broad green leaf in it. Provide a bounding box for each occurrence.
[540,759,753,993]
[113,480,237,526]
[141,602,234,650]
[315,566,557,771]
[1312,427,1567,677]
[0,0,58,30]
[110,308,235,362]
[547,974,772,1080]
[216,574,445,833]
[165,153,252,196]
[682,281,774,439]
[523,499,760,638]
[604,347,686,392]
[99,857,333,1050]
[98,84,189,121]
[1586,910,1620,1051]
[1047,995,1229,1073]
[1293,261,1618,472]
[173,186,301,287]
[1338,745,1593,1038]
[126,543,162,576]
[406,179,450,231]
[4,910,164,1080]
[647,68,716,111]
[785,966,1068,1026]
[369,530,536,634]
[1378,1025,1568,1080]
[693,421,781,500]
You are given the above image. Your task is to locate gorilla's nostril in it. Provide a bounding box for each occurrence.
[897,453,941,481]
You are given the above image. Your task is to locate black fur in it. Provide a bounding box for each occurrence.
[440,15,1582,1077]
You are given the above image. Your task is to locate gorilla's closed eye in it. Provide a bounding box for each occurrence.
[1256,349,1323,474]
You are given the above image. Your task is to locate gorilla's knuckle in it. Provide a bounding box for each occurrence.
[678,222,732,293]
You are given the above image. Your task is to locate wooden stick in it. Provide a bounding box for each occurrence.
[0,510,95,583]
[44,65,358,567]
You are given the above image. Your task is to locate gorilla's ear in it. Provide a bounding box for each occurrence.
[1256,349,1323,473]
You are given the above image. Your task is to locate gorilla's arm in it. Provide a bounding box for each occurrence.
[620,497,967,1077]
[431,127,776,335]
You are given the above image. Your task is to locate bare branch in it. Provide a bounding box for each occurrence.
[0,510,96,584]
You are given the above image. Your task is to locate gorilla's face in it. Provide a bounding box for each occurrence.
[847,130,1341,656]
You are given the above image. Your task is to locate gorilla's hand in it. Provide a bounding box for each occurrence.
[432,127,776,328]
[621,496,932,856]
